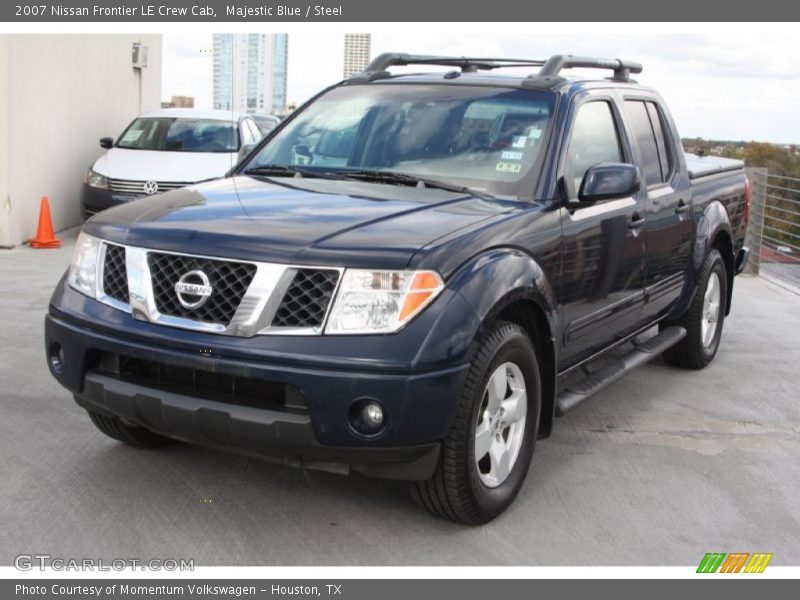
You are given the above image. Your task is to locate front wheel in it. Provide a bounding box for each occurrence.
[661,248,728,369]
[411,321,541,524]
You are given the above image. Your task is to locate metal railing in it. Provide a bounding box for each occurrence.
[745,167,800,294]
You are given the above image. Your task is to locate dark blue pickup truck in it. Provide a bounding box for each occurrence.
[45,54,750,523]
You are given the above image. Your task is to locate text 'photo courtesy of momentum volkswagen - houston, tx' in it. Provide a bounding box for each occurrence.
[45,52,749,525]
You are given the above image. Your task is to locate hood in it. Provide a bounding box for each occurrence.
[93,147,238,182]
[86,175,516,269]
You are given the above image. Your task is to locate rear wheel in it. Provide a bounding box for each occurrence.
[86,409,174,448]
[661,248,727,369]
[411,321,541,524]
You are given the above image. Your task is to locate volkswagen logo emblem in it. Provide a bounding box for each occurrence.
[143,180,159,195]
[174,270,213,309]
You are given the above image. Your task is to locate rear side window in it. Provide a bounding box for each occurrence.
[625,100,672,186]
[646,102,671,179]
[566,101,623,194]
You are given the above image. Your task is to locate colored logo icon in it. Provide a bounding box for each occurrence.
[697,552,773,573]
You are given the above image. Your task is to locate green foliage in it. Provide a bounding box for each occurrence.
[682,139,800,254]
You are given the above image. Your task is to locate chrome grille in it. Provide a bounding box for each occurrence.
[102,244,129,303]
[147,252,257,326]
[272,269,340,328]
[107,178,192,195]
[94,242,344,336]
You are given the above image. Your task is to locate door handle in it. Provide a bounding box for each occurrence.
[628,214,646,229]
[675,199,689,214]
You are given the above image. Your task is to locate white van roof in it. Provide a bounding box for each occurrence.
[138,108,245,121]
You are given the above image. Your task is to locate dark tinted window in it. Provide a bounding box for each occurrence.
[117,118,240,153]
[566,101,623,193]
[625,100,672,186]
[646,102,671,179]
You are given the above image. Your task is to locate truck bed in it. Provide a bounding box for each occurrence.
[684,152,745,180]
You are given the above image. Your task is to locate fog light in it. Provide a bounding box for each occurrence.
[49,343,65,376]
[349,398,386,436]
[362,403,384,428]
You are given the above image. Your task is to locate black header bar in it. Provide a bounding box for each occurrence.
[3,0,800,22]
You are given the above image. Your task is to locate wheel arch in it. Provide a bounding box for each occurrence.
[446,248,559,439]
[669,200,735,320]
[710,229,734,316]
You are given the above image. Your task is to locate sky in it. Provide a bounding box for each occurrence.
[162,32,800,144]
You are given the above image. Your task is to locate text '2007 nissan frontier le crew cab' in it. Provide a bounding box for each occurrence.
[46,54,750,524]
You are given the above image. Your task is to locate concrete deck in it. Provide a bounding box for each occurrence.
[1,230,798,566]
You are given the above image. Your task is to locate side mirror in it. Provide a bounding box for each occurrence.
[99,137,114,149]
[577,163,640,204]
[237,143,255,162]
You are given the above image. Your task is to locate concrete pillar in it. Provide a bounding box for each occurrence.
[744,167,768,275]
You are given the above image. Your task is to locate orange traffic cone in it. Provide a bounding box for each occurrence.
[30,196,61,249]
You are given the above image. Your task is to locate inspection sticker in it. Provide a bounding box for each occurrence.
[120,130,142,143]
[528,128,543,140]
[511,136,527,149]
[496,162,522,173]
[501,151,524,161]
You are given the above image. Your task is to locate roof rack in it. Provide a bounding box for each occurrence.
[350,53,547,82]
[349,52,642,83]
[538,55,643,81]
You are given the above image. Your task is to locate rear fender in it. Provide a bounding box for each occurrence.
[668,200,733,319]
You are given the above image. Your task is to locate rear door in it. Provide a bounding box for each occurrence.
[621,96,692,321]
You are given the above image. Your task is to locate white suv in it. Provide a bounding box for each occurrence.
[82,108,262,218]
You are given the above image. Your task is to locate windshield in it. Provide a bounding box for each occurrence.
[245,84,556,199]
[116,117,240,153]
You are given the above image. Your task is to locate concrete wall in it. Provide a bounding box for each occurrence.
[0,37,10,247]
[0,34,162,247]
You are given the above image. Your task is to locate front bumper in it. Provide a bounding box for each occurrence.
[45,287,476,479]
[81,184,139,219]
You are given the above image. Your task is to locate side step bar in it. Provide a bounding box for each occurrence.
[555,326,687,416]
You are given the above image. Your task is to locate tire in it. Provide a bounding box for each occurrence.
[86,409,174,448]
[661,248,728,370]
[411,320,541,524]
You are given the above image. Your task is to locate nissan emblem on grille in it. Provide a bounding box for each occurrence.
[174,270,213,309]
[143,180,159,195]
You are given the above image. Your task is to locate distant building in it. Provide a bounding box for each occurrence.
[213,34,288,116]
[343,34,371,78]
[161,95,194,109]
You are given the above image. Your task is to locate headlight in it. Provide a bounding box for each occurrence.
[84,168,108,189]
[67,233,102,298]
[325,269,444,334]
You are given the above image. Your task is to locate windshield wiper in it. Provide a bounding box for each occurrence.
[335,169,493,200]
[243,165,344,180]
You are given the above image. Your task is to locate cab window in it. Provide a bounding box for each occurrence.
[625,100,672,186]
[565,101,624,195]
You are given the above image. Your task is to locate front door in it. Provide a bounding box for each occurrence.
[559,94,647,370]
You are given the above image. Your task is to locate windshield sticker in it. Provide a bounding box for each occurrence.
[501,151,524,161]
[528,128,543,140]
[120,130,142,143]
[496,161,522,173]
[511,136,527,149]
